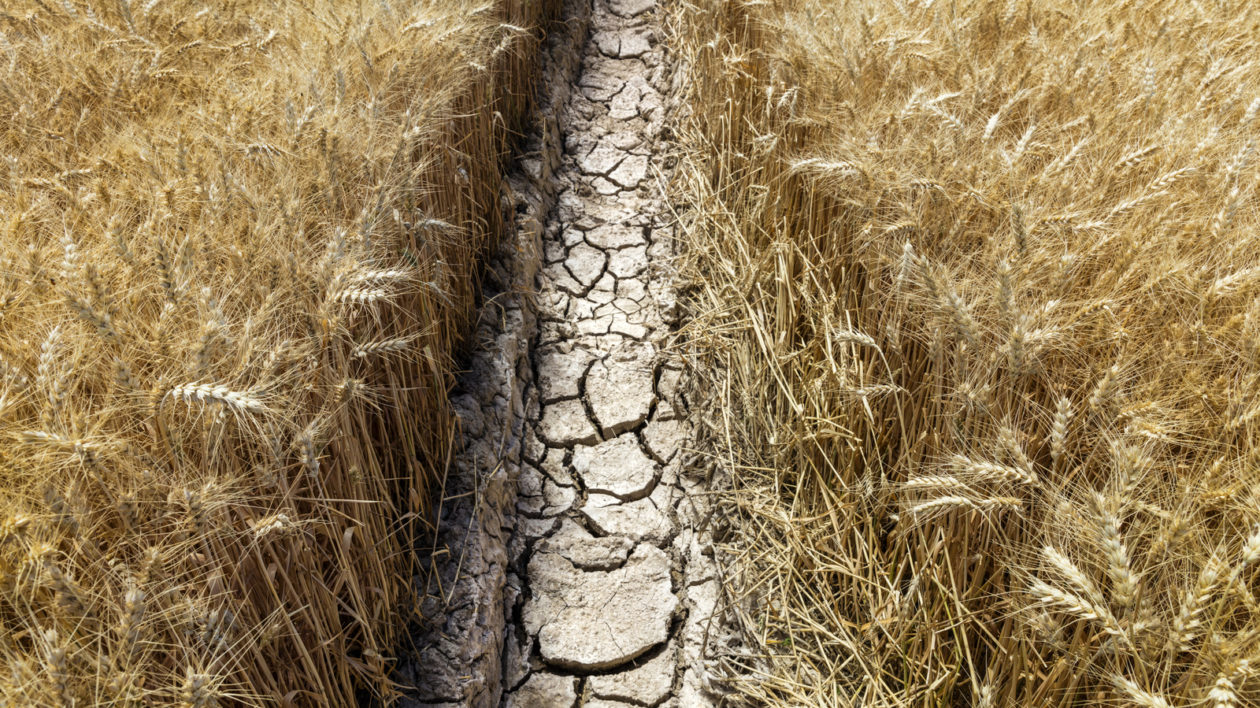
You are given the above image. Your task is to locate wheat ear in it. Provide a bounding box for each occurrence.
[1208,674,1237,708]
[1089,363,1121,410]
[1111,675,1175,708]
[1042,545,1104,603]
[1171,555,1224,651]
[950,454,1037,486]
[1093,496,1140,610]
[1029,577,1124,636]
[166,383,265,414]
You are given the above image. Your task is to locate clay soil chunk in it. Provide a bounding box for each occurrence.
[536,519,634,571]
[608,245,649,278]
[609,0,657,17]
[565,242,608,288]
[608,154,649,188]
[580,492,674,544]
[593,28,653,59]
[523,545,677,670]
[504,672,577,708]
[586,345,655,436]
[577,140,626,176]
[479,0,723,703]
[571,433,657,499]
[588,642,677,705]
[587,223,647,249]
[643,417,688,463]
[538,399,599,446]
[536,346,594,403]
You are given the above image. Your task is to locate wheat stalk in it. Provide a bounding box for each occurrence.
[904,475,970,490]
[1240,526,1260,566]
[333,286,390,305]
[998,427,1036,479]
[36,325,68,424]
[116,586,146,660]
[0,4,555,703]
[1050,397,1071,468]
[1114,145,1159,171]
[669,0,1260,703]
[830,328,880,349]
[42,627,73,707]
[181,669,221,708]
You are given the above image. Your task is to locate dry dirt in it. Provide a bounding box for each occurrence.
[398,1,727,706]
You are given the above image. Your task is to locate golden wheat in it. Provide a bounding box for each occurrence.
[0,0,557,703]
[671,0,1260,703]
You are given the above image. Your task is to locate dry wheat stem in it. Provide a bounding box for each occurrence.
[671,0,1260,702]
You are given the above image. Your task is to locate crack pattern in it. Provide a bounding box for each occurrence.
[503,1,724,706]
[398,1,726,706]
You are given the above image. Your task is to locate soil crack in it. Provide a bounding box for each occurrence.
[399,1,727,705]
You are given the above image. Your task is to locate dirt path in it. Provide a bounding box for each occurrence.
[400,1,723,705]
[499,1,724,705]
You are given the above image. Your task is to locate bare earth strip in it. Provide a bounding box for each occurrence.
[401,1,727,706]
[504,0,725,705]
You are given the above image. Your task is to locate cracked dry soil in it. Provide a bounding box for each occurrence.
[399,1,726,706]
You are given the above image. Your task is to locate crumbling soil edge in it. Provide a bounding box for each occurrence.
[397,1,735,705]
[395,2,592,705]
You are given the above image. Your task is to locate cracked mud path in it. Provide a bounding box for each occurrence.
[502,1,722,706]
[400,1,723,705]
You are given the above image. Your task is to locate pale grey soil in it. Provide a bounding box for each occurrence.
[400,2,727,705]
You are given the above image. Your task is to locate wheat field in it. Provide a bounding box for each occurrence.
[0,0,554,704]
[671,0,1260,705]
[7,0,1260,703]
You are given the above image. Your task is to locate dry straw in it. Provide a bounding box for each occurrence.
[0,0,558,703]
[671,0,1260,704]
